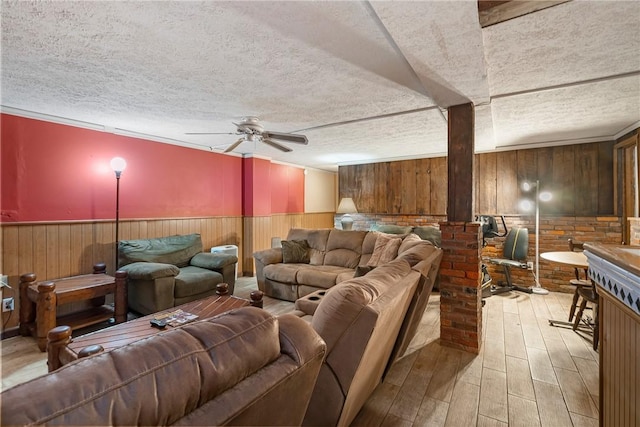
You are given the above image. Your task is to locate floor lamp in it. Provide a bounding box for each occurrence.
[110,157,127,271]
[522,180,551,295]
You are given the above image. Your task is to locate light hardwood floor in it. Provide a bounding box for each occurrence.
[1,278,599,427]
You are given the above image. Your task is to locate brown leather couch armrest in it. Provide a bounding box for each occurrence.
[277,314,326,365]
[253,248,283,265]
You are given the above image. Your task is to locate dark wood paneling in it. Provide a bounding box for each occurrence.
[430,157,448,215]
[496,151,518,215]
[388,161,403,214]
[415,158,431,215]
[374,162,389,214]
[338,141,615,218]
[574,144,599,215]
[402,160,417,214]
[477,153,497,215]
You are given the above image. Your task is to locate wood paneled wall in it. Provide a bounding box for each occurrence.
[242,212,335,275]
[2,213,334,333]
[339,141,615,216]
[1,216,242,331]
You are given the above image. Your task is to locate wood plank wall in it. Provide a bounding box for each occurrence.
[340,141,615,216]
[1,212,334,332]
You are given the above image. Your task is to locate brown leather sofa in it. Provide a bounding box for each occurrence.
[294,241,443,427]
[0,307,327,426]
[253,227,441,302]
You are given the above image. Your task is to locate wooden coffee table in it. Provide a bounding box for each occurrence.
[46,284,263,372]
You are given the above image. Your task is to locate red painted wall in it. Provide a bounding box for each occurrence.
[1,114,243,222]
[270,163,304,214]
[242,157,272,217]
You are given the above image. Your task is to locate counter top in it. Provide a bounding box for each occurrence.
[584,243,640,277]
[584,243,640,316]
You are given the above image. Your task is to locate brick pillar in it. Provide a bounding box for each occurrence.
[439,221,482,353]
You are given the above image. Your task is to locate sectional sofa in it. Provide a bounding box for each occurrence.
[253,227,441,301]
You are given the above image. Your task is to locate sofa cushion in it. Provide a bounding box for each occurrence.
[264,263,305,285]
[119,234,203,268]
[398,233,422,254]
[324,229,367,269]
[296,265,356,289]
[359,232,378,266]
[412,226,442,247]
[120,262,180,280]
[373,224,413,235]
[287,229,331,265]
[368,234,402,267]
[282,239,311,264]
[174,266,221,298]
[311,258,412,352]
[190,252,238,269]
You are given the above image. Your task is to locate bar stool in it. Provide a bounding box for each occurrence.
[567,239,591,322]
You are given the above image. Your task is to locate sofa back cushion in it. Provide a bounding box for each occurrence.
[287,228,331,265]
[119,234,203,268]
[1,308,288,426]
[324,229,367,269]
[306,258,419,426]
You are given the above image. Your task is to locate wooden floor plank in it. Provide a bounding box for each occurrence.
[554,367,599,419]
[443,381,479,427]
[425,346,462,402]
[413,396,449,427]
[503,312,527,359]
[544,337,578,371]
[532,380,573,427]
[506,356,535,400]
[388,369,431,422]
[477,415,508,427]
[568,412,599,427]
[352,381,401,427]
[478,367,508,422]
[526,347,558,385]
[508,395,541,427]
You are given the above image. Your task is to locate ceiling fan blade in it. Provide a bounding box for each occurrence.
[185,132,236,135]
[262,138,293,152]
[224,138,245,153]
[263,131,308,145]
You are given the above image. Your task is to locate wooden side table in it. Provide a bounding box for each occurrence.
[19,263,127,351]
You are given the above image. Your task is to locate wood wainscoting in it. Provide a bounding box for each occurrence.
[1,213,334,333]
[1,216,243,332]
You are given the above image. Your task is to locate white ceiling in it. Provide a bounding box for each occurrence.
[2,0,639,171]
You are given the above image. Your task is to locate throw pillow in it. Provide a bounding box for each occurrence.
[368,234,402,267]
[379,237,402,264]
[398,233,422,254]
[281,239,311,264]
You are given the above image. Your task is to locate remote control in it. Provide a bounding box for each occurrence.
[150,319,167,329]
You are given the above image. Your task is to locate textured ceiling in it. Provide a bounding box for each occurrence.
[1,0,639,171]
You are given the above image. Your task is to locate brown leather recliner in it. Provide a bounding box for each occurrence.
[0,307,327,426]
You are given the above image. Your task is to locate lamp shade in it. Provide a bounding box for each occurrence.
[336,197,358,214]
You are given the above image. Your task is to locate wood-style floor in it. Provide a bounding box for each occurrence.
[1,278,599,427]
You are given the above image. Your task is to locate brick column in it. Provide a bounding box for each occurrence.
[439,221,482,353]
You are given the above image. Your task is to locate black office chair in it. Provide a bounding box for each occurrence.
[488,227,532,294]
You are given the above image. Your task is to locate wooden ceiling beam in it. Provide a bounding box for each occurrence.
[478,0,572,28]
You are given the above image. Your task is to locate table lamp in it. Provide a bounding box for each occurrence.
[337,198,358,230]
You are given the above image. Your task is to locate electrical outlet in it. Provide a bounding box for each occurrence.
[527,262,534,271]
[2,297,14,312]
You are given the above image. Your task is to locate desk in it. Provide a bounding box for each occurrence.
[540,251,591,329]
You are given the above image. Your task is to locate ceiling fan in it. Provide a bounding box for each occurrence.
[186,116,308,153]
